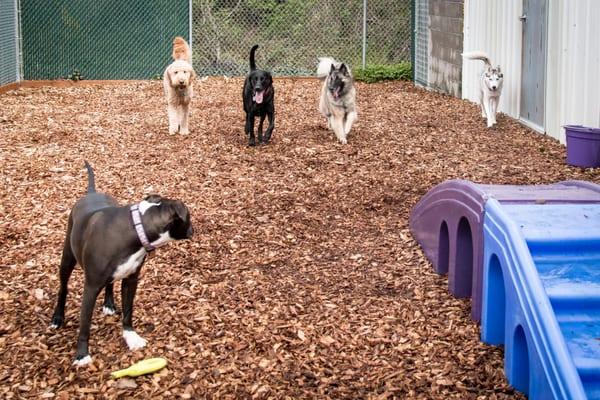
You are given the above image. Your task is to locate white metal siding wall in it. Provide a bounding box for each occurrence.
[546,0,600,143]
[462,0,522,119]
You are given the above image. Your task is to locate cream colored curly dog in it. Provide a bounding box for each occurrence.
[163,37,196,135]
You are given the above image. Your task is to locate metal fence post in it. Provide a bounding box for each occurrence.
[16,0,23,81]
[188,0,193,52]
[362,0,367,69]
[411,0,415,80]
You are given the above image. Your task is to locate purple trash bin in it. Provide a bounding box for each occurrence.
[564,125,600,168]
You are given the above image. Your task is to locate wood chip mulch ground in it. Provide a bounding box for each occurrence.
[0,78,598,399]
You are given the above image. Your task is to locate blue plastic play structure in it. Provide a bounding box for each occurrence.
[482,201,600,399]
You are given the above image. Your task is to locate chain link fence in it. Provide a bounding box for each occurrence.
[413,0,429,86]
[0,0,21,86]
[6,0,410,81]
[192,0,411,76]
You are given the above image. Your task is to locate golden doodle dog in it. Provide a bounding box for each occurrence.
[163,37,196,135]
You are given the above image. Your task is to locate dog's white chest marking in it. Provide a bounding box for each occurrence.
[151,231,173,248]
[113,248,146,281]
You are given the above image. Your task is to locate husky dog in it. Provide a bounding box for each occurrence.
[163,37,196,135]
[462,51,503,128]
[317,57,357,144]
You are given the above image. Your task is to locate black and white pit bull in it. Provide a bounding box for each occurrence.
[50,162,193,366]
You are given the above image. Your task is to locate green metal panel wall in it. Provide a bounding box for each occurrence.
[21,0,189,80]
[0,0,19,85]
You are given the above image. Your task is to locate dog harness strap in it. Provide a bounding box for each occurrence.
[130,204,155,252]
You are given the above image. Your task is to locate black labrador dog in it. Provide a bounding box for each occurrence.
[242,45,275,146]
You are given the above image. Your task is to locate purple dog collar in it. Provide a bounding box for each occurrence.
[130,204,155,252]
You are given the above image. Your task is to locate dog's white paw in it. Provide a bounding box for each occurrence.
[180,129,189,135]
[123,330,147,351]
[102,306,116,316]
[73,355,92,366]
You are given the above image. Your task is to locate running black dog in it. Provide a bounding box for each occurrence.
[242,45,275,146]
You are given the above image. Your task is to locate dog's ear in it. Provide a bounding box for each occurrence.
[145,194,163,204]
[170,200,189,222]
[339,63,348,76]
[330,63,335,73]
[497,66,502,73]
[191,68,197,81]
[164,66,172,85]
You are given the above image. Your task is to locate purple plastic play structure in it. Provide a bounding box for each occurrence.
[409,179,600,321]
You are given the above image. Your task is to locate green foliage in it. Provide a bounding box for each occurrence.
[354,63,412,83]
[192,0,411,76]
[66,69,84,81]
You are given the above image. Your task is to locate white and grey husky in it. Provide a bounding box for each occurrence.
[462,51,503,128]
[317,57,357,144]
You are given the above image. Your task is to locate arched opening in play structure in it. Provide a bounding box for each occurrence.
[484,254,506,345]
[455,217,473,297]
[511,325,530,396]
[437,220,449,274]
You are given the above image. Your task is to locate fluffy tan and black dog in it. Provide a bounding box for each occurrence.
[317,57,357,144]
[163,37,196,135]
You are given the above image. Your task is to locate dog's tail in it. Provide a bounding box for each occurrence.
[316,57,336,79]
[462,51,492,68]
[249,45,259,71]
[84,161,96,193]
[172,36,191,63]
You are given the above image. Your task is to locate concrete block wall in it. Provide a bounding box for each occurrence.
[428,0,463,97]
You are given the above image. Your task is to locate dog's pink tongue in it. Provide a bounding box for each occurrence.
[253,91,264,104]
[333,87,341,99]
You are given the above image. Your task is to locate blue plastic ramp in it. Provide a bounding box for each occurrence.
[482,201,600,399]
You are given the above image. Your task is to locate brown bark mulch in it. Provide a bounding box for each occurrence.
[0,78,598,399]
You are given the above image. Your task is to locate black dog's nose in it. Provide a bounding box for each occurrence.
[187,225,194,238]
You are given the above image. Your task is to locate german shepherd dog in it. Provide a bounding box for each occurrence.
[317,57,357,144]
[462,51,504,128]
[242,45,275,146]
